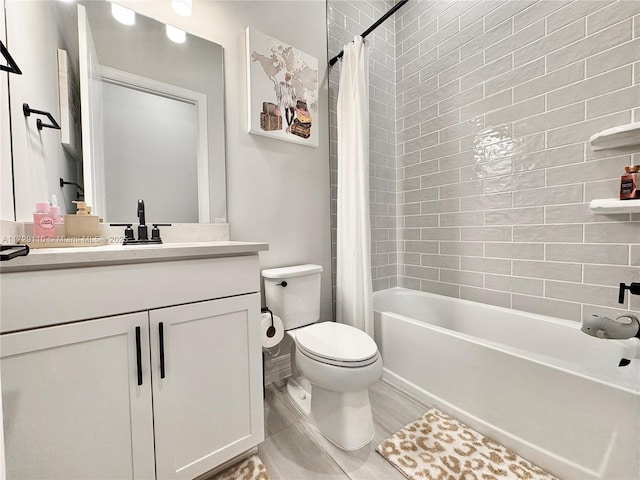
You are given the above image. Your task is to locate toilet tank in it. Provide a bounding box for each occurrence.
[262,264,322,330]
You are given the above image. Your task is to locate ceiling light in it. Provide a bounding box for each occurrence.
[166,25,186,44]
[111,3,135,26]
[171,0,192,17]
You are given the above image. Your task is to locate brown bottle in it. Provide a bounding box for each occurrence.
[620,165,639,200]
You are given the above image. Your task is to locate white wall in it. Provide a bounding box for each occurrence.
[1,0,14,221]
[0,10,7,478]
[119,0,333,320]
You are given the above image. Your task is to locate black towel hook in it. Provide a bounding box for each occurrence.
[23,103,61,131]
[59,177,84,199]
[0,40,22,75]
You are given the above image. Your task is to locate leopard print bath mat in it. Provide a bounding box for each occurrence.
[377,408,557,480]
[210,454,270,480]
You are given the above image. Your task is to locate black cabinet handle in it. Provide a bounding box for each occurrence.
[135,326,143,386]
[159,322,166,379]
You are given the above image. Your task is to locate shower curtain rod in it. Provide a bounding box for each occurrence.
[329,0,409,66]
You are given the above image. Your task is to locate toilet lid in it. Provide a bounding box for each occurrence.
[295,322,378,364]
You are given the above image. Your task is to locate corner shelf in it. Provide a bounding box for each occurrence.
[589,198,640,214]
[589,122,640,151]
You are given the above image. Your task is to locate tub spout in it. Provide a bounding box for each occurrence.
[581,314,640,340]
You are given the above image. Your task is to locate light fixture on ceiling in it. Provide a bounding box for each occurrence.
[171,0,192,17]
[111,3,136,25]
[166,25,186,44]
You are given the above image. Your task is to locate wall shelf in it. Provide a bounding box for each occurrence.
[589,198,640,214]
[589,122,640,151]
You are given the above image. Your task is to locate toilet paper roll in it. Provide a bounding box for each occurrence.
[261,312,284,348]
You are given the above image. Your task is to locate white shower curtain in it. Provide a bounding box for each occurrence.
[336,36,374,337]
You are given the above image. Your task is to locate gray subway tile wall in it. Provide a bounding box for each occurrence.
[328,0,640,321]
[328,1,398,297]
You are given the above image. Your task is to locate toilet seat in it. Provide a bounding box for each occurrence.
[294,322,379,367]
[296,345,379,367]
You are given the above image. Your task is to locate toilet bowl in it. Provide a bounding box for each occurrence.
[262,264,383,451]
[287,322,383,450]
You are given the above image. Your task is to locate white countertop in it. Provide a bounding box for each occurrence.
[0,241,269,273]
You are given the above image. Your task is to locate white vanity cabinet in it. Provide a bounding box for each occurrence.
[1,311,156,480]
[0,248,266,480]
[150,294,262,479]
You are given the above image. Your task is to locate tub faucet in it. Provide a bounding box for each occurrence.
[619,282,640,304]
[581,314,640,340]
[137,199,148,241]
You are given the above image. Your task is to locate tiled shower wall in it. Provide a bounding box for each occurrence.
[328,0,398,298]
[394,0,640,320]
[328,0,640,321]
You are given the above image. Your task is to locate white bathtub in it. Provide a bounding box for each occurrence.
[373,287,640,480]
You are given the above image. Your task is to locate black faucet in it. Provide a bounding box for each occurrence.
[137,199,148,241]
[110,200,171,245]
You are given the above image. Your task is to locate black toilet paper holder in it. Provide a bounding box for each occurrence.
[261,307,276,338]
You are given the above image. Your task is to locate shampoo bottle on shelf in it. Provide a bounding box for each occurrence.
[620,165,639,200]
[33,202,56,239]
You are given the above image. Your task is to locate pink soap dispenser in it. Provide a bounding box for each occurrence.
[33,202,56,239]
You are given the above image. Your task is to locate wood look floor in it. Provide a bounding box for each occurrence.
[259,380,430,479]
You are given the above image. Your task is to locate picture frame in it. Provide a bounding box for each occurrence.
[246,28,319,147]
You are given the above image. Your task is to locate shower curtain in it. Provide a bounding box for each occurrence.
[336,36,374,337]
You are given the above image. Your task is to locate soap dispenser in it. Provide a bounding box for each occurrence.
[64,201,100,237]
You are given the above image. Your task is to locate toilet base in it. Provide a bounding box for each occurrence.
[286,377,311,416]
[308,385,375,451]
[287,377,375,451]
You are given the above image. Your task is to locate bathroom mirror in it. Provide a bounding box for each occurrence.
[5,0,226,224]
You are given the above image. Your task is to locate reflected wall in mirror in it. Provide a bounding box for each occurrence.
[6,0,82,221]
[5,0,226,224]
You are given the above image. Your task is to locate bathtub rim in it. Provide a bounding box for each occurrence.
[374,287,637,335]
[374,287,640,396]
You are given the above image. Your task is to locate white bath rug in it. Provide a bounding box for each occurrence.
[210,454,271,480]
[377,408,558,480]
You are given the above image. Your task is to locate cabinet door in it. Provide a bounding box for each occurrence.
[1,313,155,480]
[150,294,264,480]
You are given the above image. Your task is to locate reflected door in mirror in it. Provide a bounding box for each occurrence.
[102,82,199,223]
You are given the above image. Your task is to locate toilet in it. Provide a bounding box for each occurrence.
[262,264,383,451]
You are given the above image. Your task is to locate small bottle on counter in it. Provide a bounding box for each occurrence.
[620,165,640,200]
[50,194,64,225]
[49,205,63,225]
[49,205,65,238]
[33,202,56,239]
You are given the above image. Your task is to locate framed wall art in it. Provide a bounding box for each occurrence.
[246,27,318,147]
